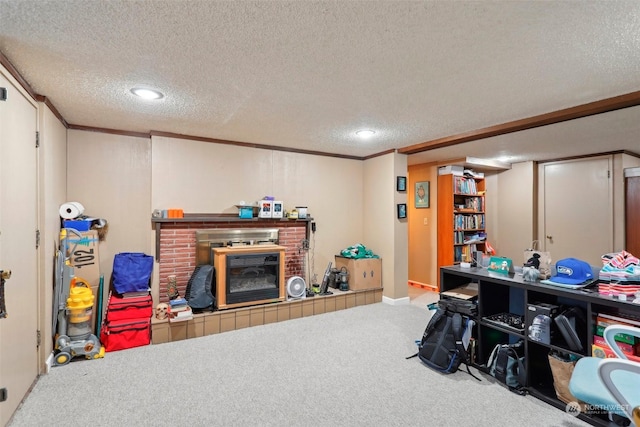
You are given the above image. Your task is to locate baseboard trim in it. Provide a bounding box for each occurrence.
[382,296,411,306]
[45,352,54,373]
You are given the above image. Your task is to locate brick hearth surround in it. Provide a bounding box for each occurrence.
[157,220,308,303]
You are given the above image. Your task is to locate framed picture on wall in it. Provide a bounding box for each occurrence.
[396,176,407,192]
[397,203,407,219]
[415,181,430,208]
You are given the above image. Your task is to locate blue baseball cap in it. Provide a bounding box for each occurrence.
[550,258,594,285]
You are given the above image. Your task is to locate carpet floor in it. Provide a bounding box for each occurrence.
[8,302,590,426]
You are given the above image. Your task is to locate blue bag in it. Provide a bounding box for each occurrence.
[112,252,153,294]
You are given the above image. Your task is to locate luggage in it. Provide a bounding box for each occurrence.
[105,293,153,322]
[100,318,151,352]
[100,292,152,352]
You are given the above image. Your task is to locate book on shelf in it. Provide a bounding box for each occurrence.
[597,312,640,327]
[169,304,190,313]
[169,297,187,307]
[120,288,151,298]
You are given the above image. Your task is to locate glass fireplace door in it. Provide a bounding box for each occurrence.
[226,252,280,304]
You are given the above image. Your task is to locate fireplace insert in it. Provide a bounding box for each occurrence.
[226,252,281,304]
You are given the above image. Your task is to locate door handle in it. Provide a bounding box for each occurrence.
[0,269,10,319]
[546,235,553,240]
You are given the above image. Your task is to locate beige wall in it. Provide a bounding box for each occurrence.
[362,152,408,300]
[493,162,536,261]
[67,132,371,303]
[150,135,365,289]
[67,130,152,304]
[38,103,68,365]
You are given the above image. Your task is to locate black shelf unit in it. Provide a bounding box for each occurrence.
[439,265,640,427]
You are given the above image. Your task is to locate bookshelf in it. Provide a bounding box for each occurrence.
[437,173,486,275]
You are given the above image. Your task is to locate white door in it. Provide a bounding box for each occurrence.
[541,156,612,266]
[0,72,39,426]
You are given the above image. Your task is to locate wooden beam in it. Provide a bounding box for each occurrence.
[398,90,640,155]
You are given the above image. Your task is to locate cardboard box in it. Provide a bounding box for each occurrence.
[66,229,101,330]
[334,256,382,290]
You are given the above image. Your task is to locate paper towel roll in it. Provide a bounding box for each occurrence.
[59,202,85,219]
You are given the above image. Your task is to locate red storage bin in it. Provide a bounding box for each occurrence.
[100,318,151,352]
[105,293,152,322]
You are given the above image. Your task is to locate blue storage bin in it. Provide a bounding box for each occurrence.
[239,207,253,218]
[63,219,92,231]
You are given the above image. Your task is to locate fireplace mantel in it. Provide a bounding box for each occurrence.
[151,213,312,261]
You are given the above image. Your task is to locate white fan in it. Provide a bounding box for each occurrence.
[286,276,306,301]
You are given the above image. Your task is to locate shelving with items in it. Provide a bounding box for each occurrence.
[437,173,486,273]
[590,305,640,362]
[439,265,640,426]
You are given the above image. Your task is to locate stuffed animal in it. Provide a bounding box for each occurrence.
[524,253,541,269]
[523,266,540,282]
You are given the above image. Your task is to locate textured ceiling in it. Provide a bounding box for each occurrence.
[1,0,639,163]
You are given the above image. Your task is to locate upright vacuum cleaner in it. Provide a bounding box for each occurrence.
[52,228,105,366]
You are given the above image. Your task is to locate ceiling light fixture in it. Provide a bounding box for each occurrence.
[356,129,376,138]
[130,87,164,100]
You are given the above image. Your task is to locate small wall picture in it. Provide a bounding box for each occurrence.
[415,181,430,208]
[396,176,407,192]
[397,203,407,219]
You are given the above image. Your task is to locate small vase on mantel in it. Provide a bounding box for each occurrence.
[167,275,179,300]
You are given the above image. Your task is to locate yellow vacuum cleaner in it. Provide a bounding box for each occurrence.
[53,229,105,366]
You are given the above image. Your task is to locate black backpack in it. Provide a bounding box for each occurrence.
[408,302,480,381]
[185,265,216,312]
[486,340,526,395]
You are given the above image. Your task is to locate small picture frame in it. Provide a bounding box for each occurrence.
[396,176,407,192]
[397,203,407,219]
[415,181,430,208]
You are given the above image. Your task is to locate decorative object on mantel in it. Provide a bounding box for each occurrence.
[167,275,179,300]
[235,205,258,219]
[152,209,184,218]
[296,206,308,219]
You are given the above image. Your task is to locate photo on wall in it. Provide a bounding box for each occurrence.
[415,181,430,208]
[397,203,407,219]
[396,176,407,192]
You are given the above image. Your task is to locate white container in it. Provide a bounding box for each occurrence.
[296,206,308,219]
[259,200,273,218]
[438,165,464,176]
[272,201,283,218]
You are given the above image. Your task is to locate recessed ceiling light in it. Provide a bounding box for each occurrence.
[130,87,164,100]
[356,129,376,138]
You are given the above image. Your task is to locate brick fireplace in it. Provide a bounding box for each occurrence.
[154,216,309,304]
